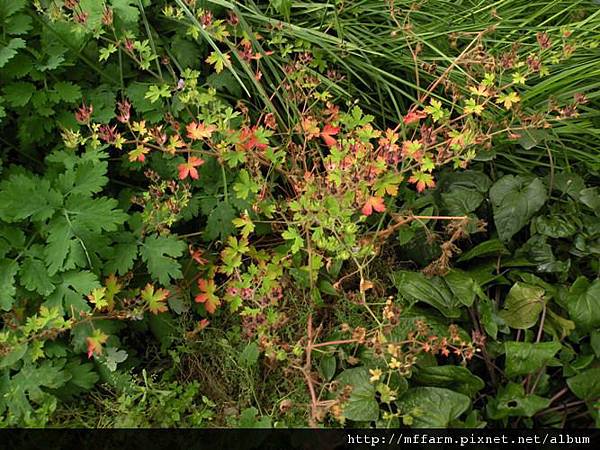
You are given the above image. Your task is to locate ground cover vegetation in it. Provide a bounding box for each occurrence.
[0,0,599,428]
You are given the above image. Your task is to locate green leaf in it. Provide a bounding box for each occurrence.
[101,348,128,372]
[0,175,61,223]
[504,341,561,378]
[498,282,545,330]
[233,169,260,200]
[478,294,499,340]
[2,81,35,107]
[44,271,100,315]
[591,331,600,359]
[457,239,509,262]
[239,407,271,428]
[44,217,72,275]
[532,215,577,238]
[20,258,55,296]
[0,37,26,68]
[65,196,127,233]
[5,13,32,36]
[4,360,68,422]
[552,172,585,200]
[487,382,550,419]
[63,361,99,391]
[413,366,485,396]
[204,202,236,241]
[579,187,600,214]
[517,128,549,150]
[319,355,336,382]
[441,187,484,215]
[392,271,461,318]
[240,341,260,367]
[396,387,470,427]
[567,368,600,400]
[490,175,546,242]
[335,367,379,422]
[543,308,575,340]
[110,0,140,23]
[51,82,82,103]
[140,234,186,285]
[444,269,479,307]
[0,343,27,369]
[0,258,18,310]
[566,277,600,332]
[104,234,138,276]
[78,0,105,29]
[0,0,26,17]
[270,0,292,19]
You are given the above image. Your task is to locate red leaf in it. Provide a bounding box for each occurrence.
[86,330,108,359]
[320,124,340,147]
[195,279,220,314]
[178,156,204,180]
[403,109,427,125]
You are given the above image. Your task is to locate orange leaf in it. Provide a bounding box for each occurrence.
[361,196,386,216]
[86,330,108,359]
[195,279,220,314]
[141,283,170,315]
[186,121,216,140]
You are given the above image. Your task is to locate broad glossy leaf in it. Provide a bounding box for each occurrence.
[490,175,546,242]
[498,282,545,330]
[444,269,480,307]
[532,215,577,238]
[335,367,379,422]
[487,382,550,419]
[567,368,600,400]
[457,239,509,262]
[392,271,462,318]
[552,172,585,200]
[319,355,336,382]
[397,387,470,427]
[504,341,561,377]
[566,277,600,331]
[579,187,600,215]
[413,366,485,396]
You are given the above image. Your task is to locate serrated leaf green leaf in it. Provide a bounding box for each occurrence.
[51,82,82,104]
[104,235,138,276]
[0,175,61,223]
[111,0,140,23]
[44,271,100,315]
[140,234,186,285]
[20,258,55,296]
[0,37,26,68]
[0,258,18,310]
[204,202,236,241]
